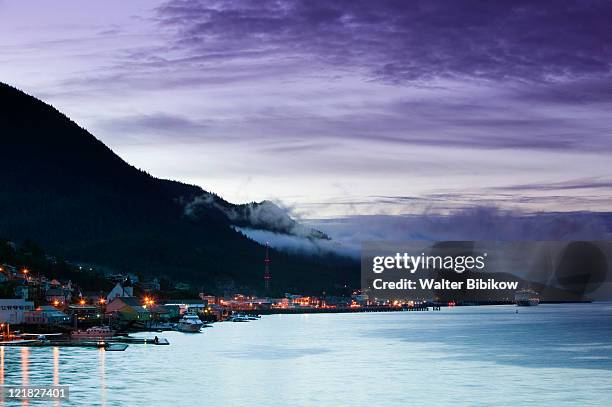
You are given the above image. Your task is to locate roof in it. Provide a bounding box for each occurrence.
[120,305,149,314]
[111,296,142,307]
[45,288,65,296]
[35,306,68,316]
[165,299,205,305]
[67,304,98,310]
[149,305,172,313]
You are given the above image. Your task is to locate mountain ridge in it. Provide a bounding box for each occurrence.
[0,82,356,294]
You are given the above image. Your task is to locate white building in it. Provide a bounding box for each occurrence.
[106,282,134,302]
[0,299,35,324]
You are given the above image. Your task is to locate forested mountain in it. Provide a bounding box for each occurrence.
[0,82,356,294]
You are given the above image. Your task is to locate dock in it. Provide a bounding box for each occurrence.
[109,336,170,345]
[0,335,170,349]
[0,339,39,346]
[0,339,129,351]
[243,305,442,315]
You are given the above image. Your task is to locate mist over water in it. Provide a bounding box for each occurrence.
[1,304,611,407]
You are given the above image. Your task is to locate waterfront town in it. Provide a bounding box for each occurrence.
[0,240,431,346]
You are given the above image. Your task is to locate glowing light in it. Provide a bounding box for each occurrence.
[79,299,86,305]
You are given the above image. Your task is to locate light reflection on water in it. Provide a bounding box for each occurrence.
[0,303,610,407]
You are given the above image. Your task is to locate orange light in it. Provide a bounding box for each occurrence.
[22,269,29,274]
[53,300,59,306]
[99,298,106,304]
[79,299,86,305]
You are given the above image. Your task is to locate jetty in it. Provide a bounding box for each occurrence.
[109,336,170,345]
[0,332,169,350]
[0,339,129,351]
[242,304,441,315]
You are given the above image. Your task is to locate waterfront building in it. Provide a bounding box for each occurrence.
[0,298,35,323]
[106,297,150,322]
[24,305,70,325]
[165,299,207,315]
[149,304,178,321]
[67,304,101,323]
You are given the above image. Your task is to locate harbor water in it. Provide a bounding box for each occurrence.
[1,303,611,406]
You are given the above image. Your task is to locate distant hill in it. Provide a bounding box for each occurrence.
[0,82,356,295]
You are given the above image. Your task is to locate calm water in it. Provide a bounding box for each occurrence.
[1,303,611,406]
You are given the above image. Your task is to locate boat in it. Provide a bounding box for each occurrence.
[177,314,203,332]
[72,326,115,339]
[228,313,250,322]
[514,289,540,306]
[147,322,175,331]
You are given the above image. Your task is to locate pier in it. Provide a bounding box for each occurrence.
[242,304,442,315]
[109,336,170,345]
[0,334,169,350]
[0,339,130,351]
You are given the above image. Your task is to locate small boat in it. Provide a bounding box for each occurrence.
[228,313,250,322]
[515,289,540,306]
[72,326,115,339]
[105,343,129,351]
[177,314,203,332]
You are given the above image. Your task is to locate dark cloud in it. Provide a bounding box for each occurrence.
[156,0,612,85]
[3,0,610,215]
[496,178,612,192]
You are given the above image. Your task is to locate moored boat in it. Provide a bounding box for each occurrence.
[228,313,250,322]
[177,314,203,332]
[72,326,115,339]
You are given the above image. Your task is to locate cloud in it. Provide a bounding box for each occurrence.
[494,178,612,192]
[237,206,612,259]
[156,0,612,86]
[95,113,211,144]
[184,195,330,239]
[308,207,612,255]
[235,227,356,257]
[3,0,612,215]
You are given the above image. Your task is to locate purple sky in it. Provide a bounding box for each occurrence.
[1,0,611,218]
